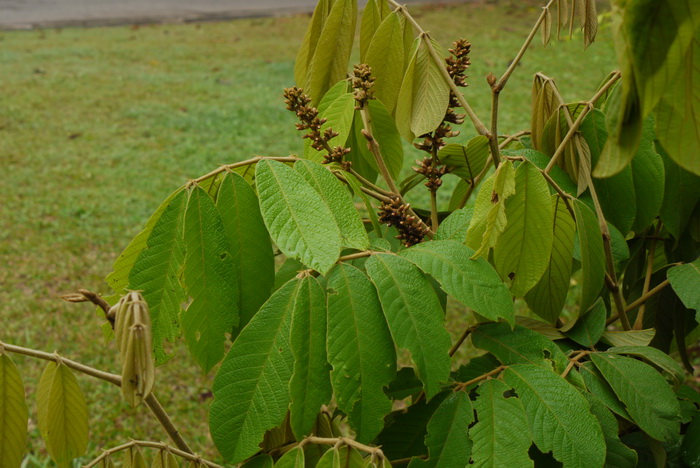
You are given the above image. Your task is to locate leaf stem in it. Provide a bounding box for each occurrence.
[300,436,386,460]
[633,223,662,329]
[187,156,299,187]
[338,250,377,262]
[83,440,221,468]
[449,326,474,357]
[349,168,394,197]
[454,365,506,391]
[430,189,439,232]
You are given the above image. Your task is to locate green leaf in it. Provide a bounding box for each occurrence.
[385,367,423,400]
[583,394,638,468]
[630,116,664,232]
[493,161,554,297]
[317,446,364,468]
[469,379,533,468]
[659,145,700,238]
[573,198,605,313]
[275,446,305,468]
[395,37,451,141]
[401,240,514,324]
[294,0,332,88]
[605,345,685,387]
[242,454,274,468]
[289,276,332,439]
[579,362,632,421]
[304,92,356,163]
[209,279,298,463]
[0,352,28,468]
[307,0,357,104]
[667,258,700,321]
[217,172,274,334]
[37,362,89,468]
[524,195,576,324]
[106,188,184,294]
[565,298,606,347]
[516,148,578,196]
[590,353,681,443]
[367,99,404,180]
[434,206,473,241]
[127,189,186,364]
[438,136,490,181]
[294,160,369,251]
[503,364,606,468]
[600,328,655,347]
[365,254,452,399]
[366,11,409,113]
[681,412,700,466]
[326,264,395,443]
[275,257,305,293]
[360,0,382,62]
[256,160,341,274]
[182,186,239,372]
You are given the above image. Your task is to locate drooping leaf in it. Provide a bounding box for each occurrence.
[181,186,239,372]
[524,195,576,324]
[307,0,358,104]
[659,145,700,238]
[515,316,566,341]
[590,353,681,443]
[365,254,452,399]
[367,99,404,180]
[209,279,298,463]
[583,394,638,468]
[565,298,606,347]
[434,206,473,241]
[106,188,184,294]
[289,276,333,439]
[326,264,395,443]
[493,161,555,297]
[630,115,664,232]
[217,172,274,335]
[600,328,655,347]
[360,0,382,62]
[366,11,409,113]
[605,345,685,387]
[667,258,700,322]
[295,0,332,88]
[572,198,605,313]
[469,379,533,468]
[437,136,490,182]
[582,0,598,48]
[316,446,364,468]
[36,362,89,468]
[275,446,306,468]
[531,74,562,151]
[395,37,451,141]
[256,160,341,274]
[304,92,356,162]
[579,361,632,421]
[541,6,552,46]
[503,364,606,468]
[0,352,28,468]
[401,240,513,324]
[127,189,186,364]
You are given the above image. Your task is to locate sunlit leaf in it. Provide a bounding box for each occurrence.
[295,0,332,88]
[0,352,28,468]
[572,198,605,313]
[437,136,490,181]
[366,11,409,113]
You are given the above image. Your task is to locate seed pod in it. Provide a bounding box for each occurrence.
[114,292,155,406]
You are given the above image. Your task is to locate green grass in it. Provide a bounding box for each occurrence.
[0,2,616,465]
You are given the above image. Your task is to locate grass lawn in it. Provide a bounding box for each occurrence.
[0,1,616,464]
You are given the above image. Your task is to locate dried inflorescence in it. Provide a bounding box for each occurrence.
[413,156,448,191]
[352,64,375,107]
[378,197,430,247]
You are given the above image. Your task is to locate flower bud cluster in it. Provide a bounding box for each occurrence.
[378,197,430,247]
[352,64,375,108]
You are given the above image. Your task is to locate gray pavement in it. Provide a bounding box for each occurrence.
[0,0,469,30]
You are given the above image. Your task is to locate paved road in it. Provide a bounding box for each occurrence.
[0,0,469,29]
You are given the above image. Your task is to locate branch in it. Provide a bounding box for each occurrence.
[359,107,401,195]
[83,440,222,468]
[633,223,662,329]
[300,436,386,460]
[454,365,506,391]
[449,326,474,357]
[187,156,299,187]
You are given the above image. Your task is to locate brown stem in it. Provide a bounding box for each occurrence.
[449,326,474,357]
[626,279,671,314]
[349,168,394,197]
[300,436,386,460]
[499,130,531,149]
[562,350,590,378]
[488,78,503,168]
[430,189,439,233]
[634,223,662,329]
[359,106,401,196]
[454,365,506,391]
[338,251,376,262]
[188,156,299,186]
[83,440,220,468]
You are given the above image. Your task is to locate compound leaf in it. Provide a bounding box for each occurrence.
[275,446,306,468]
[0,352,28,468]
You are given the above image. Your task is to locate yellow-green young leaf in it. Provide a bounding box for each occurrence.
[524,195,575,324]
[366,11,409,113]
[295,0,332,88]
[274,446,305,468]
[307,0,357,104]
[36,362,89,468]
[209,279,298,463]
[469,379,533,468]
[367,99,404,180]
[181,186,239,373]
[150,449,179,468]
[590,353,681,443]
[106,188,184,294]
[326,264,396,443]
[494,161,554,297]
[100,456,116,468]
[504,365,605,468]
[304,92,355,162]
[541,6,552,46]
[289,276,332,439]
[128,189,187,365]
[572,199,605,313]
[659,145,700,238]
[256,160,341,275]
[360,0,382,62]
[630,115,664,231]
[0,352,28,468]
[565,298,606,347]
[600,328,655,347]
[531,74,562,151]
[395,37,451,141]
[582,0,597,48]
[466,160,516,258]
[365,254,451,399]
[295,160,369,251]
[668,258,700,322]
[317,446,364,468]
[130,447,148,468]
[437,135,490,181]
[217,172,274,335]
[401,240,514,324]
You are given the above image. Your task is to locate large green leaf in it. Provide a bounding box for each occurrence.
[401,240,513,324]
[365,254,452,399]
[366,11,409,113]
[579,362,632,421]
[493,161,554,297]
[36,362,89,468]
[294,0,332,87]
[360,0,382,62]
[182,186,239,373]
[295,160,369,251]
[256,160,341,274]
[503,365,605,468]
[289,276,332,439]
[584,394,638,468]
[524,195,576,324]
[307,0,357,104]
[630,116,664,231]
[127,189,186,364]
[573,198,605,313]
[326,264,395,443]
[659,145,700,238]
[682,413,700,467]
[275,446,306,468]
[606,345,685,386]
[565,298,606,347]
[217,172,274,334]
[469,379,533,468]
[0,352,28,468]
[438,136,490,181]
[209,279,298,463]
[304,92,356,162]
[590,353,681,443]
[667,258,700,321]
[395,37,450,141]
[434,206,473,241]
[367,99,404,180]
[106,188,184,294]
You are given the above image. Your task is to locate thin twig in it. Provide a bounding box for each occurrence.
[349,168,394,197]
[625,279,671,314]
[338,251,376,262]
[449,326,474,357]
[187,156,299,187]
[634,223,662,329]
[454,365,506,391]
[300,436,386,460]
[359,107,401,195]
[83,440,221,468]
[562,350,590,378]
[498,130,531,149]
